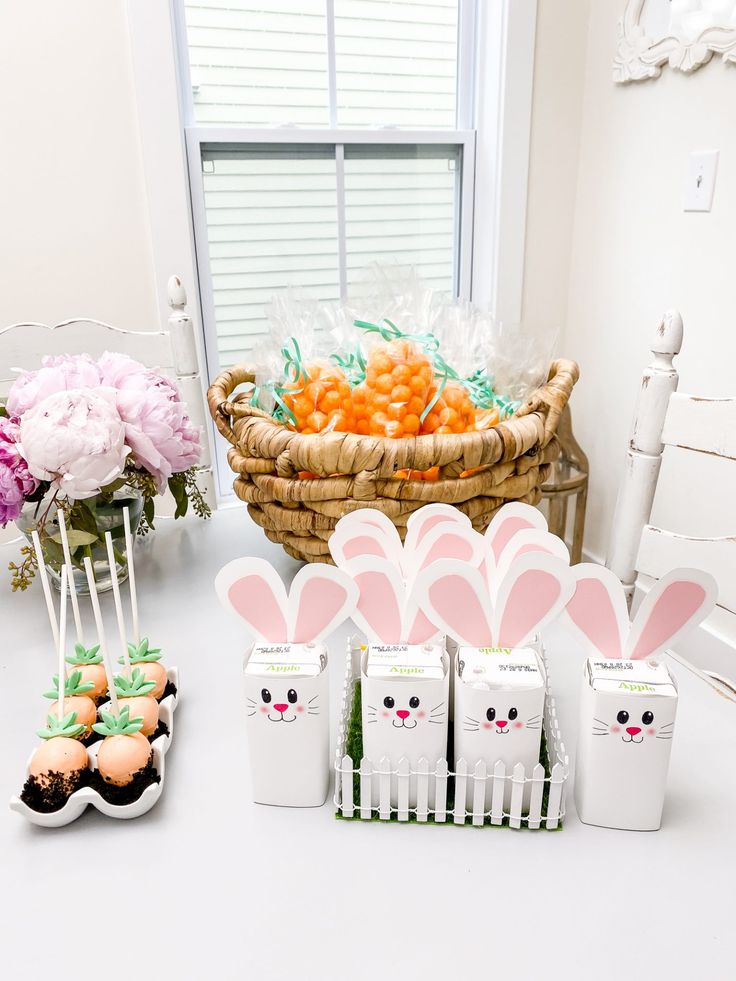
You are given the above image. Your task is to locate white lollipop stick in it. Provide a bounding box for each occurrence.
[105,531,132,677]
[56,508,84,645]
[57,566,68,723]
[31,530,59,652]
[83,557,119,715]
[123,507,140,646]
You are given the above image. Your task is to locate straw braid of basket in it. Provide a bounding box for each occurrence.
[207,359,579,563]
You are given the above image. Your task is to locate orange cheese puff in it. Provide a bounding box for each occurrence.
[282,361,353,433]
[361,339,433,438]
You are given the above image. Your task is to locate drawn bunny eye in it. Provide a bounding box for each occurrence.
[642,710,654,725]
[409,696,420,709]
[261,689,271,704]
[508,707,518,720]
[287,689,298,704]
[617,710,629,724]
[383,696,395,708]
[486,707,496,721]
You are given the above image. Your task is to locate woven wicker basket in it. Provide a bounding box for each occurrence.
[207,359,579,563]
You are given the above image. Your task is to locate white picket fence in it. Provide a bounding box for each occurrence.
[334,640,569,829]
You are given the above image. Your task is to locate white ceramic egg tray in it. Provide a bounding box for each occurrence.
[9,667,179,829]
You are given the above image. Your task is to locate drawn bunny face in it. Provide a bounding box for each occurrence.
[247,682,321,725]
[365,691,446,731]
[462,701,542,737]
[591,702,675,746]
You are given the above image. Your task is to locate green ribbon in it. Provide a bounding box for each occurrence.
[353,318,440,354]
[332,349,366,386]
[270,337,308,426]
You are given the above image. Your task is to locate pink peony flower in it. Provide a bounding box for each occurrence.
[19,389,130,500]
[116,384,201,493]
[99,353,202,492]
[6,354,101,419]
[0,417,39,524]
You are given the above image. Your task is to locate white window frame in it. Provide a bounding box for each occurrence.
[126,0,537,502]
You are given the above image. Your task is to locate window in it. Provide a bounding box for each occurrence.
[177,0,476,372]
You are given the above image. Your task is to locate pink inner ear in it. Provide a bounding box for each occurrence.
[229,577,287,641]
[418,533,474,571]
[342,535,388,560]
[355,570,403,643]
[428,576,492,645]
[567,579,623,658]
[291,578,346,642]
[415,514,453,545]
[497,569,561,647]
[512,542,553,560]
[630,582,707,660]
[490,517,534,562]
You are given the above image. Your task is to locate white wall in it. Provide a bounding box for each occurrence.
[563,0,736,560]
[522,0,590,338]
[0,0,158,329]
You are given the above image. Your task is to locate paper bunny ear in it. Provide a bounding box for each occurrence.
[404,521,485,581]
[413,561,494,647]
[563,564,630,659]
[492,529,570,597]
[404,503,470,557]
[287,564,358,643]
[485,503,548,566]
[344,556,406,643]
[329,509,403,568]
[493,552,574,649]
[626,569,718,661]
[215,558,289,642]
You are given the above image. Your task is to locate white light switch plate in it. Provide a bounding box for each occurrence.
[684,150,719,212]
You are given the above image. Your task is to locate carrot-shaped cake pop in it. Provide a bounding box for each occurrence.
[42,670,96,735]
[65,643,107,701]
[28,566,89,799]
[93,706,152,787]
[29,712,88,791]
[123,638,167,700]
[112,669,159,737]
[118,512,171,702]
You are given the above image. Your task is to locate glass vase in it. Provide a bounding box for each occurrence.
[16,489,144,594]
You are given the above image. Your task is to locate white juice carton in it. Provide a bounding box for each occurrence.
[575,658,678,831]
[244,643,329,807]
[361,643,449,807]
[454,646,545,812]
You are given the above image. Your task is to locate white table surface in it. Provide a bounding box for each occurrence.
[1,506,734,981]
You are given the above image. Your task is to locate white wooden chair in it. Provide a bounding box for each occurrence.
[606,310,736,693]
[0,274,216,512]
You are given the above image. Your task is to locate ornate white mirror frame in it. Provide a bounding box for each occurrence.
[614,0,736,82]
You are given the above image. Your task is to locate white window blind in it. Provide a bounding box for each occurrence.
[179,0,474,386]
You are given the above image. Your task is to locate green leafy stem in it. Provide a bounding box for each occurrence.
[43,670,95,699]
[66,642,103,666]
[37,711,86,740]
[113,667,156,698]
[119,637,162,664]
[92,705,144,737]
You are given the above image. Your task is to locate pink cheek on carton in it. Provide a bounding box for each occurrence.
[296,705,304,713]
[514,722,523,729]
[483,722,492,730]
[382,711,390,718]
[260,706,269,714]
[647,728,655,737]
[417,711,426,719]
[610,725,621,734]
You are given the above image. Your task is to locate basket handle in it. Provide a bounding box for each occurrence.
[207,364,274,446]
